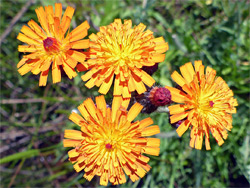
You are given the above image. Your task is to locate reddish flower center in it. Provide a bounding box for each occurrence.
[209,101,214,107]
[105,143,112,149]
[43,37,60,53]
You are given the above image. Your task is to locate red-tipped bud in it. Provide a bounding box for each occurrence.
[142,64,159,75]
[149,87,171,106]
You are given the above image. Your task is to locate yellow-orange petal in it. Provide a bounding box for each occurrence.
[55,3,62,20]
[194,60,202,73]
[95,95,107,117]
[143,147,160,156]
[111,96,122,122]
[132,74,146,94]
[165,86,186,103]
[180,62,195,84]
[52,59,61,84]
[151,53,166,63]
[17,33,41,45]
[69,21,90,42]
[35,7,49,34]
[147,138,160,147]
[69,112,85,126]
[139,117,154,129]
[168,104,187,115]
[18,64,33,76]
[176,120,191,137]
[68,149,79,158]
[27,19,46,39]
[63,139,81,147]
[127,103,143,122]
[62,63,77,79]
[39,69,49,86]
[64,130,84,140]
[17,58,28,68]
[98,74,114,95]
[141,125,160,136]
[20,25,42,40]
[67,50,86,63]
[171,71,186,87]
[61,6,74,34]
[140,69,155,87]
[70,39,89,49]
[83,98,98,122]
[170,111,189,124]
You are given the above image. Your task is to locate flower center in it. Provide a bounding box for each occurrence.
[102,129,124,152]
[209,101,214,107]
[105,143,112,149]
[194,89,216,119]
[113,43,133,66]
[102,30,140,69]
[43,37,60,53]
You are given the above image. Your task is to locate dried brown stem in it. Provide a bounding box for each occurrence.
[7,160,24,188]
[0,0,35,46]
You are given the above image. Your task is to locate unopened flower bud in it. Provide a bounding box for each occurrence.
[149,87,171,106]
[134,86,172,114]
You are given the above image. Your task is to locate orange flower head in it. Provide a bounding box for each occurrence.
[63,96,160,185]
[80,19,169,98]
[17,3,90,86]
[166,61,238,150]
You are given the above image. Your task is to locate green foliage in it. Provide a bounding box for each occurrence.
[1,0,249,187]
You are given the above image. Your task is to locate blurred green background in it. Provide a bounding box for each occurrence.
[1,0,249,187]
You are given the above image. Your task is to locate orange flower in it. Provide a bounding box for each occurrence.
[64,96,160,185]
[80,19,168,98]
[166,61,238,150]
[17,3,90,86]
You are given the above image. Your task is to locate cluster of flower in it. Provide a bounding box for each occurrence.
[17,3,238,186]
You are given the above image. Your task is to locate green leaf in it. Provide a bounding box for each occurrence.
[148,10,171,29]
[0,149,40,164]
[203,50,217,65]
[218,26,235,34]
[222,67,232,75]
